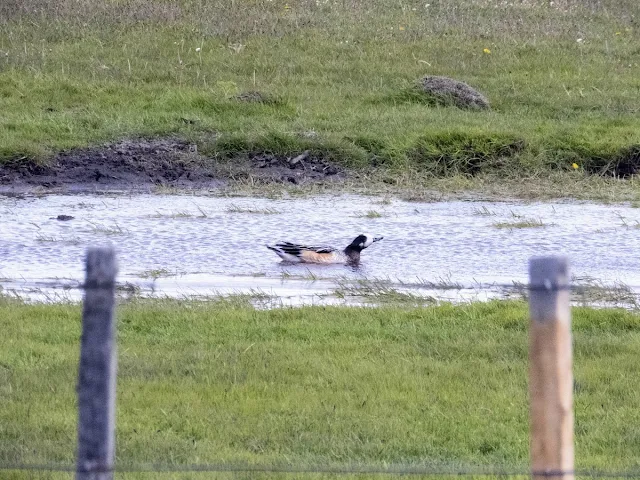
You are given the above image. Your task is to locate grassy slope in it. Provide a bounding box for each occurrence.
[0,0,639,178]
[2,298,640,479]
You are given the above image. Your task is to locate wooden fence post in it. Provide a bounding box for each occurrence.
[76,248,118,480]
[528,257,574,480]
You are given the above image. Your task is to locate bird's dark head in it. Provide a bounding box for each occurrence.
[346,234,384,252]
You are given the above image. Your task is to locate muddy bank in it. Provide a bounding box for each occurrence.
[0,138,345,194]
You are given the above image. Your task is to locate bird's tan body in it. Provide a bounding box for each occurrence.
[299,250,345,264]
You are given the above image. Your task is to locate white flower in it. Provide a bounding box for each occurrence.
[195,47,201,52]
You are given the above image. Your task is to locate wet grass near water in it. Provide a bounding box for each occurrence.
[2,297,640,479]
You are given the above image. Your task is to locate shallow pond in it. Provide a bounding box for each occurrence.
[1,193,639,306]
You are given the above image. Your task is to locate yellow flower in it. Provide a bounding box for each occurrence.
[483,48,491,54]
[615,32,621,35]
[572,163,579,170]
[399,26,405,31]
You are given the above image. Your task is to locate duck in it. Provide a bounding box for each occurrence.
[266,234,383,264]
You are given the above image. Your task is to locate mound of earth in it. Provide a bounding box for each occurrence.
[418,76,490,110]
[0,139,345,193]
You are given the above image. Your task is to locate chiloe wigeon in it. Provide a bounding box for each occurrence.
[266,234,383,264]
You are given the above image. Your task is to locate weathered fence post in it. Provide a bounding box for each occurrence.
[76,248,118,480]
[528,257,574,480]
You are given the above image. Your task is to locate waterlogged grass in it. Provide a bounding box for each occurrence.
[472,206,497,216]
[2,297,640,479]
[353,209,384,219]
[86,220,129,236]
[149,210,207,219]
[225,204,281,215]
[0,0,639,187]
[34,233,82,245]
[492,218,548,229]
[136,268,176,280]
[571,277,640,309]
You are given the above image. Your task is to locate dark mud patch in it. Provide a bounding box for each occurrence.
[0,138,346,194]
[229,150,342,184]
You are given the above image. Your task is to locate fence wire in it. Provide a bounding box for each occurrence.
[4,462,640,478]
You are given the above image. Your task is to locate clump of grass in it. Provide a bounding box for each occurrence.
[186,290,280,309]
[615,212,640,229]
[493,219,548,229]
[399,274,464,291]
[194,205,209,218]
[73,202,96,210]
[373,196,393,205]
[416,76,490,110]
[353,209,384,218]
[136,268,174,280]
[280,269,324,281]
[225,204,280,215]
[334,278,436,306]
[408,132,527,176]
[572,276,640,309]
[472,206,497,216]
[35,233,82,245]
[86,221,129,235]
[35,233,59,242]
[115,281,141,295]
[233,90,283,106]
[400,190,446,203]
[149,210,194,218]
[205,132,368,169]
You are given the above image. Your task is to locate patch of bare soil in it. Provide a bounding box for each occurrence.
[0,138,345,194]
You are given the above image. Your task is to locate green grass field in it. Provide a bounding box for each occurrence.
[1,0,639,189]
[2,297,640,479]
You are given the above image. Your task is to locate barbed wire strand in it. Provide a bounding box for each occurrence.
[3,462,640,477]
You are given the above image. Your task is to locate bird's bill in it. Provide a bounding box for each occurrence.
[373,236,383,242]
